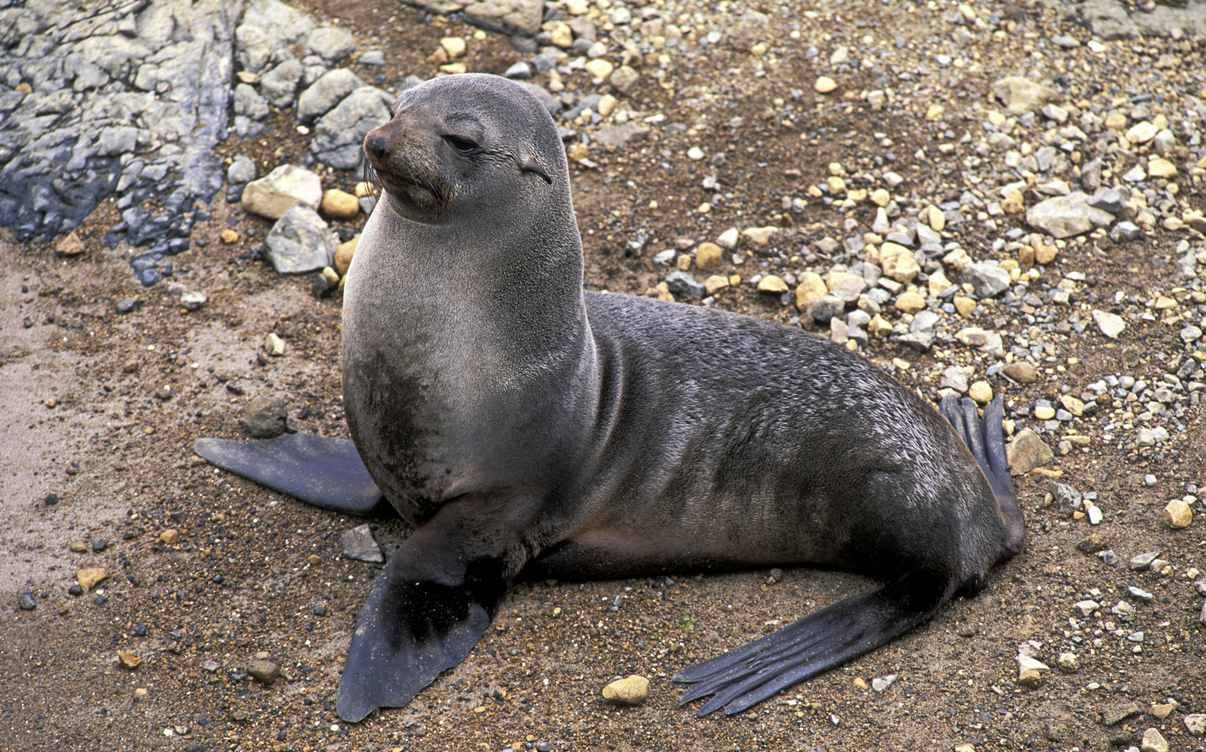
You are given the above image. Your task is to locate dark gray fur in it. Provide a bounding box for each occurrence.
[220,73,1025,722]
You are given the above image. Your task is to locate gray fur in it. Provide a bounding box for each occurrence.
[340,73,1023,719]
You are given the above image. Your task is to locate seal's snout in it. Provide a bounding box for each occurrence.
[365,132,389,161]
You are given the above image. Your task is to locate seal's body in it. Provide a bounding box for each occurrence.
[196,73,1023,723]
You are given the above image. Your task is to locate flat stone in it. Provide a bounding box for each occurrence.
[242,165,322,220]
[1141,728,1168,752]
[117,650,142,670]
[1007,429,1053,475]
[1185,714,1206,736]
[340,524,384,564]
[242,396,288,438]
[264,206,337,274]
[1092,310,1126,339]
[297,68,363,122]
[1027,192,1114,239]
[966,262,1010,298]
[1016,654,1048,687]
[76,568,108,592]
[1101,701,1142,726]
[992,76,1057,113]
[1164,499,1193,528]
[1003,362,1039,384]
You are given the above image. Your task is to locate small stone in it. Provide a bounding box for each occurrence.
[967,262,1011,298]
[1147,158,1176,178]
[264,332,286,357]
[968,381,992,404]
[954,746,975,752]
[871,674,897,692]
[1125,121,1157,144]
[695,243,723,271]
[585,58,614,81]
[1016,654,1048,687]
[717,228,740,249]
[602,675,649,705]
[1150,701,1177,720]
[180,291,207,311]
[439,37,466,60]
[159,529,179,546]
[1102,701,1142,726]
[1001,189,1025,215]
[320,189,360,220]
[1141,728,1168,752]
[1003,362,1038,384]
[335,236,359,276]
[1092,310,1126,339]
[757,275,789,294]
[1164,500,1193,528]
[242,165,323,220]
[795,273,828,310]
[1027,193,1113,239]
[741,227,779,246]
[243,396,288,439]
[1185,714,1206,736]
[1007,430,1053,475]
[340,524,384,564]
[246,659,280,685]
[18,590,36,610]
[1034,404,1056,420]
[953,296,976,318]
[265,206,338,274]
[1056,652,1079,672]
[1075,599,1100,617]
[220,228,240,244]
[117,650,142,670]
[895,290,926,314]
[1129,551,1160,570]
[703,275,729,295]
[76,568,107,592]
[55,231,85,257]
[814,76,837,94]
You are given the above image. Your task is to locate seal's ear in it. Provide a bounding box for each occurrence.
[518,152,552,184]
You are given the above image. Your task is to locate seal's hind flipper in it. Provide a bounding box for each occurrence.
[337,555,507,723]
[193,434,388,516]
[939,396,1014,503]
[673,570,949,716]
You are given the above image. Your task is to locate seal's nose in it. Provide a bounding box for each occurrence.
[365,133,388,160]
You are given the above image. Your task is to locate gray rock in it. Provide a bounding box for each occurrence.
[1026,192,1114,238]
[234,83,269,120]
[236,0,315,74]
[264,206,337,274]
[227,154,257,185]
[1110,222,1141,243]
[246,659,280,685]
[305,26,356,62]
[242,396,289,438]
[1088,187,1125,214]
[341,524,384,564]
[594,123,648,149]
[297,68,364,122]
[241,164,322,220]
[967,262,1011,298]
[18,590,36,611]
[665,271,705,299]
[358,50,385,66]
[260,58,304,107]
[809,295,846,324]
[311,86,393,169]
[505,62,533,79]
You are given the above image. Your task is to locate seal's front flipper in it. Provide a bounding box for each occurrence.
[673,569,949,716]
[193,434,388,516]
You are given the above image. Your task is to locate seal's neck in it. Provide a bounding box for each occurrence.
[347,193,591,386]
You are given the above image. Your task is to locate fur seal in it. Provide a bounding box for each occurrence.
[194,73,1024,723]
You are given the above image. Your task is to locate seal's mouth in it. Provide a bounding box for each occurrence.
[362,141,450,221]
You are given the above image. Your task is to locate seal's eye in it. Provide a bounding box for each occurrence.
[442,134,479,153]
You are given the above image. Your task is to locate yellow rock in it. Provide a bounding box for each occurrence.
[741,226,779,246]
[968,381,992,404]
[54,231,85,256]
[1059,395,1084,417]
[159,528,179,545]
[585,59,614,81]
[1018,245,1035,267]
[597,94,617,118]
[867,314,892,337]
[335,236,359,276]
[704,275,729,295]
[926,205,945,231]
[547,21,573,48]
[1034,243,1058,264]
[1164,500,1193,529]
[895,290,926,313]
[1034,404,1056,420]
[928,270,953,296]
[757,275,789,294]
[880,242,920,283]
[320,189,360,220]
[439,37,467,60]
[870,188,891,207]
[954,296,977,318]
[602,675,649,705]
[695,242,724,270]
[814,76,837,94]
[826,176,847,194]
[1147,158,1177,178]
[676,254,691,272]
[1002,189,1025,215]
[954,746,976,752]
[925,104,945,121]
[794,273,828,310]
[219,228,240,244]
[76,567,108,592]
[438,63,466,75]
[1105,112,1128,130]
[354,182,376,198]
[117,650,142,670]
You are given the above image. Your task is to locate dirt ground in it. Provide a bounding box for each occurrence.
[1,1,1203,751]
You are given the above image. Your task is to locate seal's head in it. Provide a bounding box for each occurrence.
[363,74,563,225]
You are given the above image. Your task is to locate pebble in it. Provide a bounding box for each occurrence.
[1140,728,1168,752]
[241,165,323,220]
[871,674,897,692]
[1006,430,1054,475]
[1003,362,1038,383]
[265,206,338,274]
[247,659,280,685]
[601,674,649,705]
[1026,193,1113,239]
[320,189,360,220]
[1102,701,1142,726]
[814,76,836,94]
[1163,500,1193,529]
[757,275,788,294]
[18,590,36,611]
[1016,654,1048,687]
[1092,310,1126,339]
[991,76,1056,113]
[1056,652,1079,672]
[180,291,207,311]
[117,650,142,670]
[242,396,288,439]
[1185,714,1206,736]
[264,332,286,357]
[340,524,384,563]
[968,381,992,404]
[76,568,107,592]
